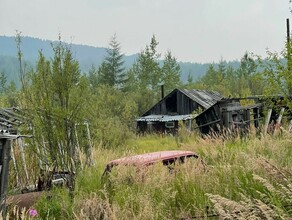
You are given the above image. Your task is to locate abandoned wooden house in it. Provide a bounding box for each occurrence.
[195,98,263,134]
[136,88,224,134]
[136,88,263,135]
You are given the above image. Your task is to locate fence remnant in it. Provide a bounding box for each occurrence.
[264,109,272,135]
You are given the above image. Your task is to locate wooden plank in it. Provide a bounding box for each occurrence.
[274,108,285,136]
[85,122,94,166]
[253,108,259,128]
[264,109,272,135]
[74,124,83,169]
[277,108,285,124]
[0,139,12,219]
[10,144,20,188]
[288,120,292,132]
[18,138,29,185]
[193,119,221,129]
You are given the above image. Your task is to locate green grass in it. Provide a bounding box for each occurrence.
[28,133,292,219]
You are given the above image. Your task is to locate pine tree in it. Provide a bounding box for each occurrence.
[217,58,226,83]
[97,34,125,88]
[0,72,7,94]
[6,81,18,107]
[195,61,229,95]
[136,35,161,90]
[161,51,182,94]
[199,64,217,85]
[123,66,139,93]
[97,61,111,86]
[187,73,193,85]
[128,35,162,114]
[87,65,99,91]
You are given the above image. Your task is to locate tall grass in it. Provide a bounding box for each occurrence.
[19,132,292,219]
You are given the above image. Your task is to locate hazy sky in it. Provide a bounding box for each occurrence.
[0,0,291,63]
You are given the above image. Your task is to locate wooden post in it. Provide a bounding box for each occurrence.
[0,138,12,220]
[253,108,259,128]
[277,108,285,124]
[10,144,20,188]
[18,138,29,185]
[287,18,290,70]
[74,124,83,168]
[273,108,285,136]
[288,119,292,132]
[264,109,272,135]
[85,122,94,166]
[32,127,43,169]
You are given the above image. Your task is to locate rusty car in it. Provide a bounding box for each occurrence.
[103,150,199,176]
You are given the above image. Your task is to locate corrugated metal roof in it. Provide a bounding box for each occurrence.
[0,108,26,131]
[179,89,225,109]
[136,114,196,122]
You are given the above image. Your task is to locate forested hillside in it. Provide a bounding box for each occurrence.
[0,36,241,85]
[0,32,289,140]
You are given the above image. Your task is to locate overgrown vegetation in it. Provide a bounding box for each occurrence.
[29,134,291,219]
[1,5,292,219]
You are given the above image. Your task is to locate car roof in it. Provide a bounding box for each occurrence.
[107,150,198,167]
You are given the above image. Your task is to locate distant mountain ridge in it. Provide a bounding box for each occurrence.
[0,36,241,85]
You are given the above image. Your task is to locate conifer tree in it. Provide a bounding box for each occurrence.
[87,65,99,91]
[127,35,162,114]
[161,51,182,94]
[97,34,125,88]
[0,72,7,94]
[136,35,161,91]
[217,58,226,83]
[97,61,111,86]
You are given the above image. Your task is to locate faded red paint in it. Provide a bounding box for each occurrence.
[105,150,198,172]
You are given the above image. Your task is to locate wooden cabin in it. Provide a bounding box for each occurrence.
[195,99,262,134]
[136,89,225,134]
[137,89,263,135]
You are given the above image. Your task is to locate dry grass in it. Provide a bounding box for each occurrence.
[12,132,291,219]
[1,206,29,220]
[73,192,114,220]
[80,134,291,219]
[206,193,288,220]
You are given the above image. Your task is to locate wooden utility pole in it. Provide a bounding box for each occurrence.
[287,18,290,43]
[287,18,292,95]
